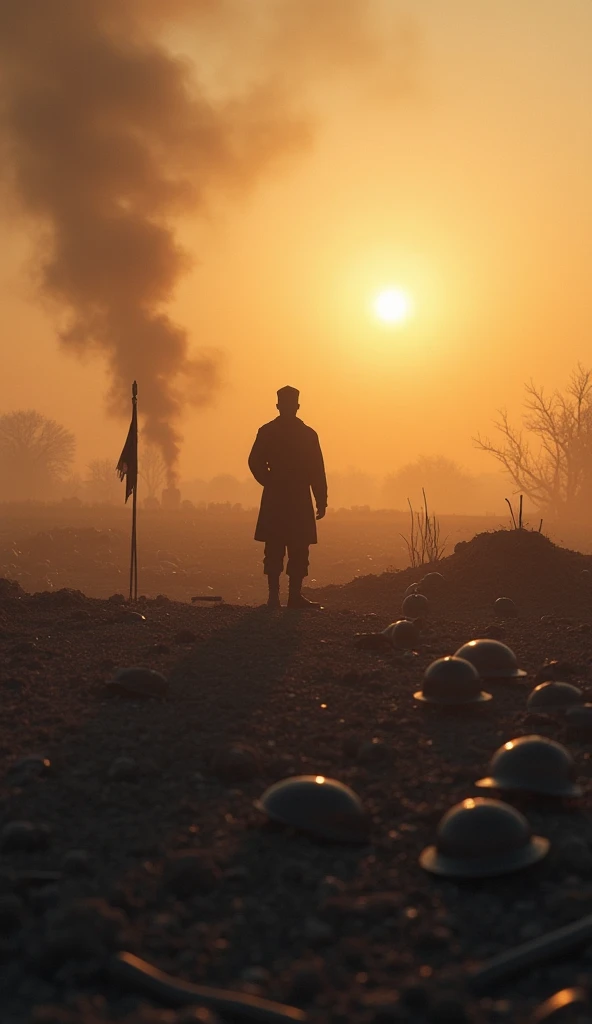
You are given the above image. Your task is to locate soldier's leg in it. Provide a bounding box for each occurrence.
[263,540,285,608]
[286,543,321,609]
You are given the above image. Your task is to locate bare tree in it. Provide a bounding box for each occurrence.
[139,445,166,499]
[0,409,75,499]
[86,458,120,505]
[474,364,592,518]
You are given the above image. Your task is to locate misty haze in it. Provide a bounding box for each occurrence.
[1,3,592,1022]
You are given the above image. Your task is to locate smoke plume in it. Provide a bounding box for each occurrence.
[0,0,416,481]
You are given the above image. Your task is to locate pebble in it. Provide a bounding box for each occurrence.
[1,821,51,852]
[108,756,139,781]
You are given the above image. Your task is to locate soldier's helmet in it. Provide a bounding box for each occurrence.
[527,681,584,712]
[419,797,549,878]
[382,619,420,650]
[402,592,429,618]
[475,735,582,797]
[254,775,369,842]
[454,639,527,679]
[414,656,492,705]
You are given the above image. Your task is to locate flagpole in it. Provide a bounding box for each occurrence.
[129,381,138,602]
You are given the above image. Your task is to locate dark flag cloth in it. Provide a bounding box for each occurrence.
[116,400,138,503]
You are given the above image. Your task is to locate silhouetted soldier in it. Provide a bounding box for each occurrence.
[249,386,327,609]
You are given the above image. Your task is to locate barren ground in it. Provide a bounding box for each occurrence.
[2,526,592,1023]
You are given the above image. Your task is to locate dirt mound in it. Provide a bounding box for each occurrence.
[312,529,592,618]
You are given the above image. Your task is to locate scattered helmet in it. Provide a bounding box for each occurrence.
[107,667,168,697]
[494,596,518,618]
[535,660,577,684]
[531,987,590,1022]
[581,569,591,578]
[419,572,446,594]
[402,593,429,618]
[527,681,584,712]
[566,704,592,735]
[419,797,549,878]
[475,735,582,798]
[404,583,420,597]
[454,639,526,679]
[254,775,369,843]
[382,619,420,650]
[414,657,492,705]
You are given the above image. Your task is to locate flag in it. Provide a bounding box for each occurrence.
[116,385,138,503]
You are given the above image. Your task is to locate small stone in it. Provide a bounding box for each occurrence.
[174,629,197,643]
[1,821,51,852]
[62,851,92,876]
[303,916,334,945]
[164,850,220,899]
[211,744,261,783]
[108,757,138,781]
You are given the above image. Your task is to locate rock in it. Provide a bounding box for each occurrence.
[108,757,138,781]
[535,660,578,683]
[106,667,169,698]
[1,821,51,852]
[211,744,261,782]
[164,851,221,899]
[62,851,92,877]
[174,629,197,643]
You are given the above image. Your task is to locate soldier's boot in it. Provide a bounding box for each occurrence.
[287,576,322,610]
[267,575,281,609]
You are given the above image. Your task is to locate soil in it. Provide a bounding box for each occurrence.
[2,529,592,1023]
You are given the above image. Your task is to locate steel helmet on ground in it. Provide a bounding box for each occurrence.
[454,639,527,679]
[475,735,582,798]
[254,775,369,842]
[419,797,549,879]
[414,656,492,705]
[527,681,584,712]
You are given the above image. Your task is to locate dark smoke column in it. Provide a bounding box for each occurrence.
[0,0,307,484]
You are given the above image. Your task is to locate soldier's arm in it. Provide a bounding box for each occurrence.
[310,433,328,513]
[248,429,270,486]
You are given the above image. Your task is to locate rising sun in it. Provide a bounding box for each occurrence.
[373,287,413,324]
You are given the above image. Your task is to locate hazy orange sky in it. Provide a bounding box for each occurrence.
[1,0,591,486]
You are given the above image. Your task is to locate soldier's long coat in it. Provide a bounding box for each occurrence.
[248,416,328,544]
